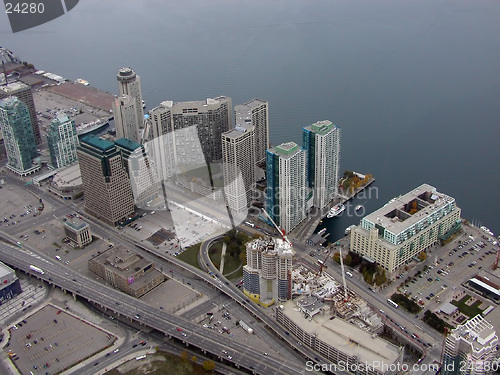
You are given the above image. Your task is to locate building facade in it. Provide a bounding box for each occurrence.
[116,67,143,129]
[0,96,39,176]
[114,137,161,209]
[0,81,41,144]
[148,97,232,170]
[88,245,164,298]
[77,135,135,226]
[350,184,462,273]
[303,120,341,210]
[112,94,140,142]
[222,124,255,213]
[266,142,308,233]
[234,99,269,164]
[64,218,92,248]
[243,237,294,304]
[276,299,402,375]
[47,114,79,169]
[442,315,498,375]
[0,262,22,305]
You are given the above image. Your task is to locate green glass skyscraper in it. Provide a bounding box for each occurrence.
[0,96,38,175]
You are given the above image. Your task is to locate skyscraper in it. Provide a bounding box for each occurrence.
[303,120,341,210]
[47,114,79,169]
[117,67,144,128]
[0,96,38,175]
[114,137,161,209]
[112,94,140,142]
[147,96,232,176]
[442,314,498,375]
[222,124,255,213]
[234,99,269,164]
[77,135,134,226]
[266,142,308,233]
[243,237,295,304]
[0,81,41,145]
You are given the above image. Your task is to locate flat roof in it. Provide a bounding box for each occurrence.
[363,183,456,234]
[80,135,115,152]
[52,164,82,187]
[279,299,401,366]
[439,302,458,315]
[65,218,89,231]
[115,137,141,152]
[0,80,29,94]
[0,261,15,278]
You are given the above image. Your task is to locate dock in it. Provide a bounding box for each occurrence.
[293,173,375,241]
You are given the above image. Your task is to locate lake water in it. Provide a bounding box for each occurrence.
[2,0,499,239]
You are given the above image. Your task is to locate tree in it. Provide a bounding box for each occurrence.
[332,252,340,264]
[181,350,188,362]
[418,252,426,261]
[191,355,197,362]
[203,360,216,371]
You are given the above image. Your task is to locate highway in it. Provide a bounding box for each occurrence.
[0,241,309,375]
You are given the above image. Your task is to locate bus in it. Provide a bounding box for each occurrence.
[29,265,45,275]
[387,299,399,308]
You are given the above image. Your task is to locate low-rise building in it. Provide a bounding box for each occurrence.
[276,297,402,375]
[88,245,164,298]
[64,218,92,248]
[0,262,22,305]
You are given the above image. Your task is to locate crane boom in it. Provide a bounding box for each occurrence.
[260,209,292,246]
[338,246,348,301]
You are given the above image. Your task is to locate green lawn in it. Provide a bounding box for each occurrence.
[451,295,484,318]
[176,243,202,270]
[208,240,244,280]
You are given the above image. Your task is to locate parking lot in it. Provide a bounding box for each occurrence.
[5,304,115,375]
[396,227,499,311]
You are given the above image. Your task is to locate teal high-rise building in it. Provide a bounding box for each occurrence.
[0,96,38,175]
[47,114,79,169]
[266,141,307,233]
[303,120,341,210]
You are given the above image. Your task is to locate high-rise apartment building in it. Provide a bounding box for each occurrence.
[0,81,41,145]
[442,315,498,375]
[234,99,269,164]
[112,94,140,142]
[47,114,79,169]
[350,184,462,273]
[0,96,38,175]
[114,137,161,209]
[222,124,255,213]
[116,67,143,128]
[266,142,308,233]
[148,96,232,179]
[243,237,294,304]
[303,120,341,210]
[77,135,134,226]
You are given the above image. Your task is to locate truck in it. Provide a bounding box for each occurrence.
[29,265,44,275]
[239,320,254,334]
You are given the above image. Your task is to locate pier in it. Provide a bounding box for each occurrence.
[293,173,375,241]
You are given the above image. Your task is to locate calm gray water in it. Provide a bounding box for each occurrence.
[2,0,499,239]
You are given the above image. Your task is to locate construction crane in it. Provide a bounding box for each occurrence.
[316,247,332,275]
[338,245,349,301]
[260,209,292,246]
